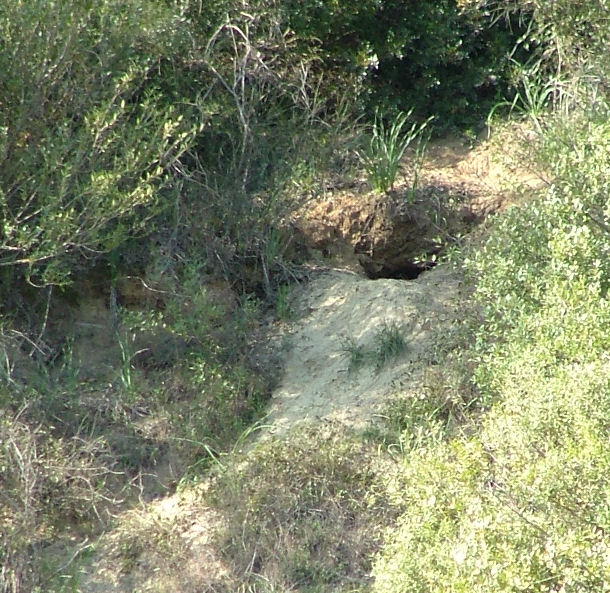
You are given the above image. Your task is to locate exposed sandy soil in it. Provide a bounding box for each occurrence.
[265,264,462,436]
[420,132,543,213]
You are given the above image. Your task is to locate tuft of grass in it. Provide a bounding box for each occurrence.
[342,322,407,374]
[373,322,406,371]
[359,110,431,193]
[341,336,369,373]
[275,284,293,321]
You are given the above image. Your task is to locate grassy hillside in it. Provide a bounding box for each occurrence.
[372,2,610,590]
[2,1,610,592]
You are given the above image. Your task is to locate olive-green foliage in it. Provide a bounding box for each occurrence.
[372,3,610,586]
[211,427,396,592]
[286,0,521,131]
[129,0,361,294]
[375,410,610,592]
[374,312,610,591]
[0,0,197,286]
[471,110,610,377]
[373,99,610,593]
[489,0,610,82]
[360,110,431,193]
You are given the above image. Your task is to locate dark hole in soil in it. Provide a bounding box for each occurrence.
[364,261,437,280]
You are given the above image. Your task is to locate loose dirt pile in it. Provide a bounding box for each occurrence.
[266,264,462,436]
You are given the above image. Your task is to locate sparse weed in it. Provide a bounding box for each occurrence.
[209,425,397,593]
[342,322,407,374]
[0,412,121,593]
[373,322,406,370]
[341,336,369,373]
[275,284,293,321]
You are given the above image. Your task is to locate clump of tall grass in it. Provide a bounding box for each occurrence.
[359,110,431,193]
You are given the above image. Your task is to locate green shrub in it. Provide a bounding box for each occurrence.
[374,292,610,590]
[468,105,610,393]
[487,0,610,83]
[0,0,197,287]
[373,31,610,588]
[286,0,522,131]
[374,411,610,592]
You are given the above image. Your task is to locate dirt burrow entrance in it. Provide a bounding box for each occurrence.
[265,134,529,434]
[73,134,529,592]
[290,133,540,281]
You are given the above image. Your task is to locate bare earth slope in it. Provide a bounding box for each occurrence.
[75,134,524,592]
[266,265,461,435]
[264,132,531,434]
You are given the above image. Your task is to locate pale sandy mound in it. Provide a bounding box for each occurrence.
[76,263,462,593]
[266,263,462,435]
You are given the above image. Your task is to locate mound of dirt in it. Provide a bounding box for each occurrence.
[266,263,462,436]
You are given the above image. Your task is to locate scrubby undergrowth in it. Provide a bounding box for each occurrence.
[371,6,610,585]
[3,0,610,592]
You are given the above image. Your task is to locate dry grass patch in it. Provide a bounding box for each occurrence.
[79,485,231,593]
[209,424,400,593]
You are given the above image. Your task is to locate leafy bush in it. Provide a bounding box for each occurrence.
[488,0,610,81]
[375,207,610,590]
[286,0,522,131]
[374,260,610,590]
[374,407,610,592]
[373,10,610,587]
[469,106,610,390]
[0,0,197,287]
